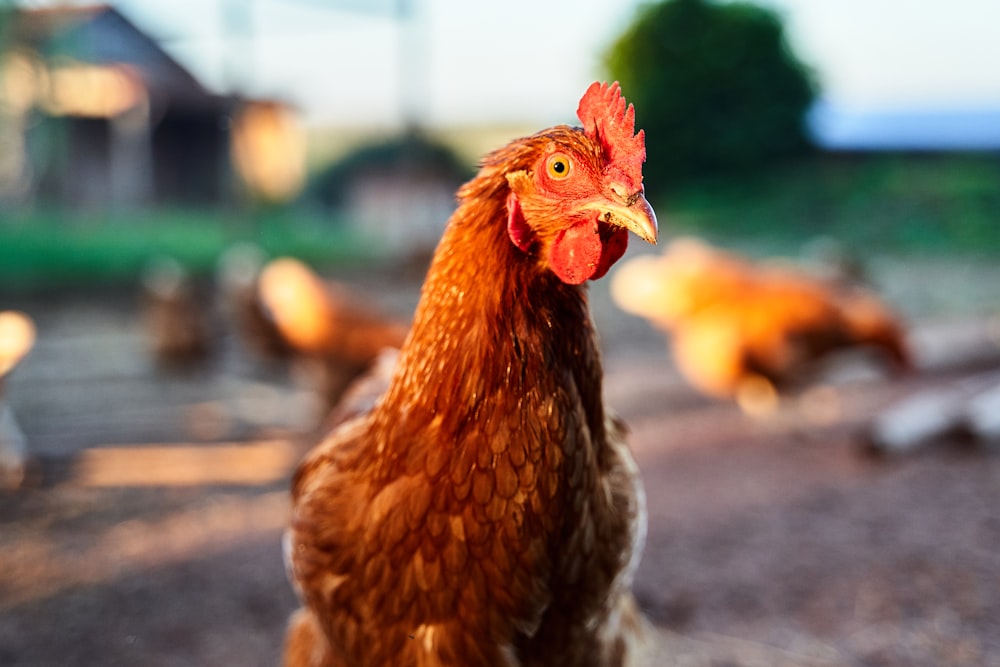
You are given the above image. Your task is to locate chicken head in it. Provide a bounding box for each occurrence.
[503,82,658,284]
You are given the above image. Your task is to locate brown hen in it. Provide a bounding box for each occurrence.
[283,82,658,667]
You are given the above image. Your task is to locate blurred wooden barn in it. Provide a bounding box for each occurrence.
[0,5,304,209]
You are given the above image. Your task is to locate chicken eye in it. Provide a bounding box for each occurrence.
[546,154,571,180]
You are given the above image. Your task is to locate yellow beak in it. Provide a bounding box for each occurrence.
[586,192,658,245]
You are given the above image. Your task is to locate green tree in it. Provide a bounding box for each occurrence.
[605,0,816,189]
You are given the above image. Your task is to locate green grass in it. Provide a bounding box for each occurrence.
[0,208,380,292]
[652,152,1000,256]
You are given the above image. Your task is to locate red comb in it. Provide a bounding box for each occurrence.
[577,81,646,188]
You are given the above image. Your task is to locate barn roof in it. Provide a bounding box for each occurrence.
[11,5,228,111]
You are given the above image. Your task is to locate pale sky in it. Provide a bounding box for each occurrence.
[108,0,1000,128]
[759,0,1000,110]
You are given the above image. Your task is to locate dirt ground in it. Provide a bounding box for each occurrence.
[1,255,999,667]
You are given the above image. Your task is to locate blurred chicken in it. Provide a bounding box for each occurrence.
[216,242,292,360]
[139,256,214,365]
[0,311,33,379]
[253,256,409,412]
[0,310,36,489]
[258,258,408,362]
[612,238,911,405]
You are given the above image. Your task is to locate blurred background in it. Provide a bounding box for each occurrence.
[1,1,999,665]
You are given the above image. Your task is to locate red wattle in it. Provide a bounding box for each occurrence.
[549,220,621,285]
[592,227,629,280]
[550,220,601,284]
[550,220,630,284]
